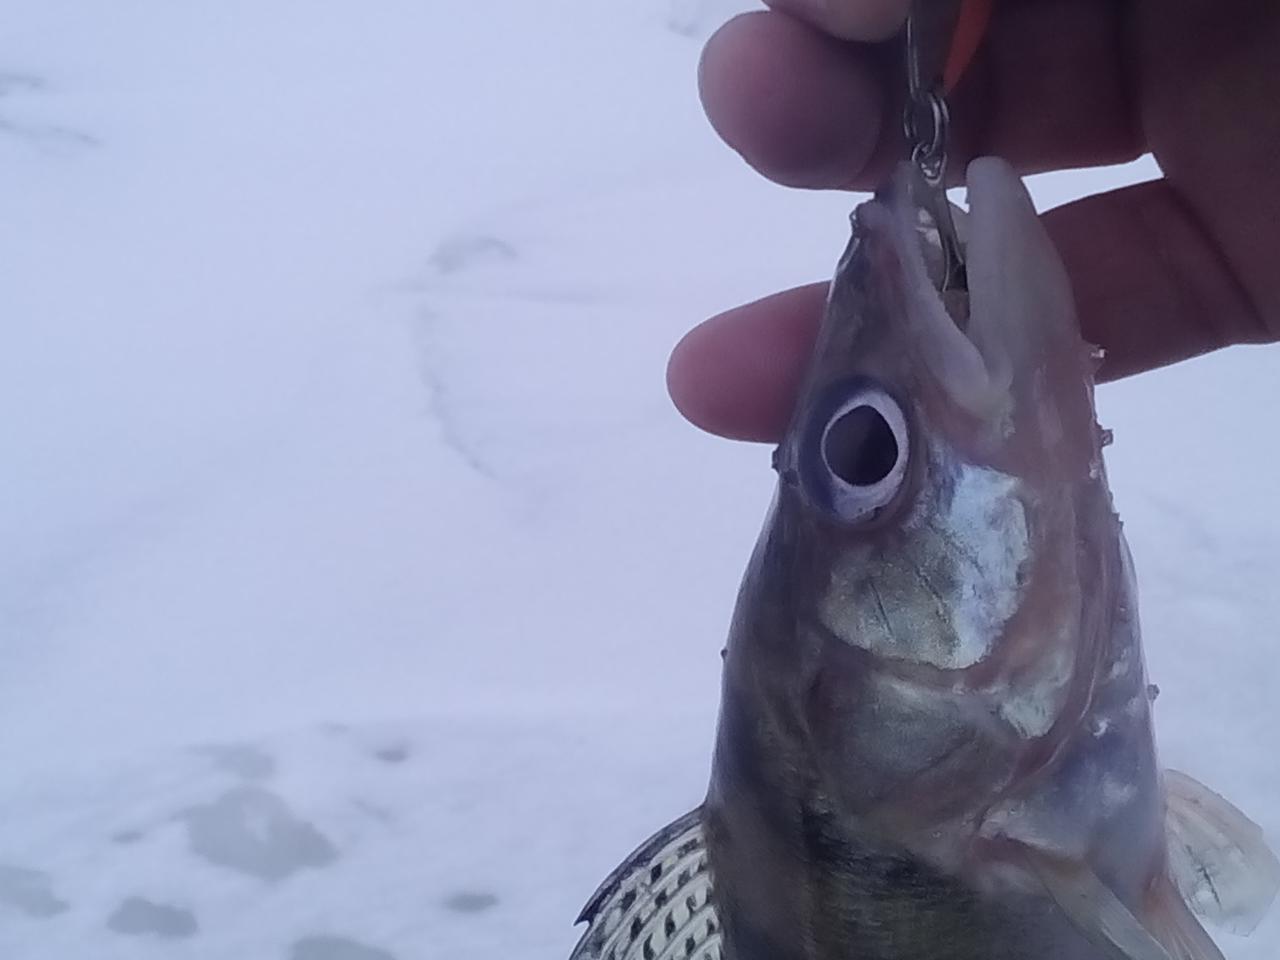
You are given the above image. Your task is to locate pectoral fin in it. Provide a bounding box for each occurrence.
[1144,875,1227,960]
[1024,853,1173,960]
[571,807,721,960]
[1164,769,1280,935]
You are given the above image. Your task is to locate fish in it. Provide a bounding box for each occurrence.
[568,158,1280,960]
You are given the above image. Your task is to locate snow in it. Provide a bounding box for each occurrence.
[1,1,1276,957]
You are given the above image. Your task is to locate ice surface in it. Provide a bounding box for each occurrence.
[2,1,1277,958]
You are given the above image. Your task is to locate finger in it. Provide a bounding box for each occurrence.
[763,0,909,41]
[668,180,1269,442]
[700,3,1141,192]
[667,284,826,442]
[1047,179,1271,380]
[699,11,892,190]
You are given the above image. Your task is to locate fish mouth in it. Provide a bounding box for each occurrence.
[853,156,1085,434]
[873,168,970,311]
[853,165,1010,421]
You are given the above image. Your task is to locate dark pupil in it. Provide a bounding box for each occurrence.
[823,405,899,486]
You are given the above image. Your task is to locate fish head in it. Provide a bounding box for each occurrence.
[737,158,1118,821]
[708,158,1264,958]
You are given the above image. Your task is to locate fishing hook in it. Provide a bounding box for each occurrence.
[902,2,967,295]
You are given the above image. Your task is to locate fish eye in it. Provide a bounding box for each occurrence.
[814,387,909,523]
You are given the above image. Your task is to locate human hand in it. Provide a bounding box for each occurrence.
[668,0,1280,441]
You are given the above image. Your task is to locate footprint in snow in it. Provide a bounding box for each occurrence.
[289,934,397,960]
[0,865,69,918]
[428,234,516,275]
[443,890,499,914]
[106,897,198,939]
[372,743,411,765]
[180,786,338,881]
[0,73,43,96]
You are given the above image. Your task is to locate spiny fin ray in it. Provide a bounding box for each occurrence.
[571,808,721,960]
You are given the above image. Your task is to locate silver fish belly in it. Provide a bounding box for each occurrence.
[570,159,1279,960]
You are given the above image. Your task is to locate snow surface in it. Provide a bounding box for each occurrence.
[2,1,1277,957]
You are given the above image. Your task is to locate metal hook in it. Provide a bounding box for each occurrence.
[903,3,967,294]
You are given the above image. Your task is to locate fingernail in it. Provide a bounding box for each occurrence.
[766,0,909,42]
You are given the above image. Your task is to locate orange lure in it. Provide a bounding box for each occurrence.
[943,0,994,92]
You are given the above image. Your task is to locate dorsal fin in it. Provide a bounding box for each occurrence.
[571,808,721,960]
